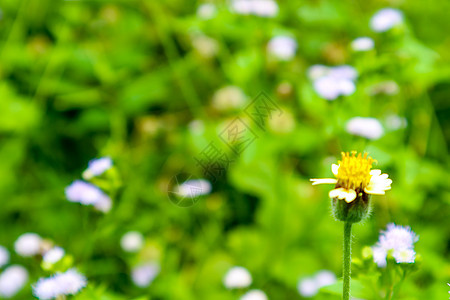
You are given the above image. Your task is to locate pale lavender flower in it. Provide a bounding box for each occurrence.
[379,224,418,251]
[372,246,387,267]
[131,262,160,288]
[14,233,43,257]
[33,269,87,299]
[176,179,212,198]
[43,247,65,264]
[311,65,358,100]
[223,266,252,289]
[370,8,403,32]
[82,157,112,179]
[298,270,337,297]
[385,114,407,130]
[241,289,268,300]
[267,36,297,60]
[346,117,384,140]
[0,246,9,268]
[0,265,28,298]
[120,231,144,253]
[351,37,374,51]
[231,0,278,17]
[372,224,418,267]
[65,180,111,207]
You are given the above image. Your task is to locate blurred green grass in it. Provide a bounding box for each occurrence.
[0,0,449,299]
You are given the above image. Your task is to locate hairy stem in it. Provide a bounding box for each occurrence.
[343,222,352,300]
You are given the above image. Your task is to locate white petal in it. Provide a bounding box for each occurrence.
[331,164,339,176]
[370,169,381,176]
[310,178,337,185]
[329,188,357,203]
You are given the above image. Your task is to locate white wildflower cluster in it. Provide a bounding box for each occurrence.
[267,36,297,60]
[120,231,144,253]
[176,179,212,199]
[33,269,87,299]
[308,65,358,100]
[66,157,114,213]
[230,0,279,17]
[224,266,252,289]
[346,117,384,140]
[297,270,336,297]
[0,244,28,299]
[14,233,66,267]
[0,265,29,298]
[370,8,403,32]
[131,262,160,288]
[351,37,374,52]
[223,267,268,299]
[372,223,419,267]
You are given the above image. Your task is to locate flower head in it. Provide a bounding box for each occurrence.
[241,289,268,300]
[43,247,65,264]
[346,117,384,140]
[351,37,375,51]
[267,36,297,60]
[82,157,113,179]
[223,266,252,289]
[65,180,111,212]
[131,262,160,288]
[14,233,43,257]
[297,270,337,297]
[372,224,418,267]
[33,269,86,299]
[311,151,392,203]
[309,65,358,100]
[0,246,9,268]
[0,265,28,298]
[370,8,403,32]
[120,231,144,253]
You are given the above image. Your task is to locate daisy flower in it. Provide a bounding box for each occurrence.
[310,151,392,203]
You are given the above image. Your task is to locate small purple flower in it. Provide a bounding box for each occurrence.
[65,180,110,206]
[82,157,113,179]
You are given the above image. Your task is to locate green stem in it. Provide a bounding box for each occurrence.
[343,222,352,300]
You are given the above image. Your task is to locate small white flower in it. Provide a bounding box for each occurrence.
[0,265,28,298]
[131,262,160,288]
[0,246,9,268]
[93,195,112,213]
[297,277,317,297]
[14,233,43,257]
[43,247,65,264]
[372,246,387,267]
[197,3,217,19]
[82,157,113,179]
[176,179,212,198]
[65,180,111,207]
[241,289,268,300]
[120,231,144,253]
[393,249,416,264]
[33,269,87,299]
[314,270,336,287]
[379,224,418,251]
[370,8,403,32]
[346,117,384,140]
[351,37,374,51]
[223,266,252,289]
[192,35,219,59]
[313,76,355,100]
[267,36,297,60]
[297,270,336,297]
[231,0,278,17]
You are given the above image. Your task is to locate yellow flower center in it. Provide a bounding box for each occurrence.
[336,151,375,192]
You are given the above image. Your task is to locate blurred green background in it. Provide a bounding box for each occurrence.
[0,0,449,299]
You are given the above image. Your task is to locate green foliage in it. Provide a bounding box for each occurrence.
[0,0,448,299]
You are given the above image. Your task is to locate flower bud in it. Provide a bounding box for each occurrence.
[331,192,371,223]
